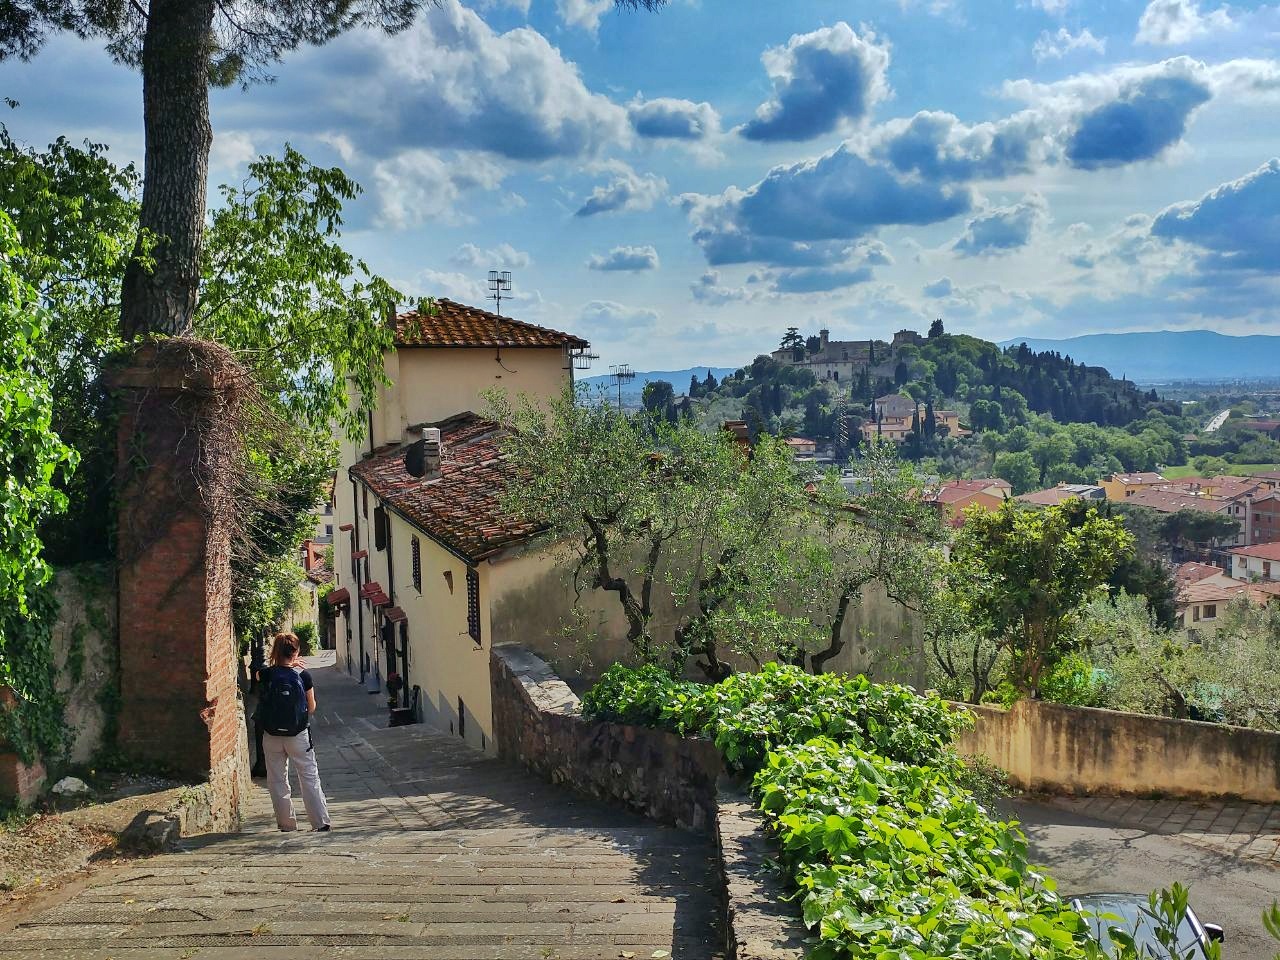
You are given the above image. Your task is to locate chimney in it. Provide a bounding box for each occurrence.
[404,425,444,480]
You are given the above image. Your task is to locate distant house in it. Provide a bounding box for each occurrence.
[1239,419,1280,440]
[1173,561,1229,587]
[1229,541,1280,582]
[770,328,881,384]
[1015,483,1106,507]
[1122,488,1230,515]
[783,437,817,457]
[924,478,1012,526]
[1100,472,1167,501]
[873,393,917,421]
[1175,578,1280,635]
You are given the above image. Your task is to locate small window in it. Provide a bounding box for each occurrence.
[362,486,368,518]
[466,567,481,644]
[458,697,466,739]
[1265,561,1272,578]
[411,537,422,593]
[324,524,333,538]
[1193,606,1201,622]
[1204,603,1217,620]
[373,505,387,551]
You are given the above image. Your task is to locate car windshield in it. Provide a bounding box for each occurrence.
[1076,896,1203,958]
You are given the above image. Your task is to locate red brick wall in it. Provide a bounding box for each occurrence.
[0,752,45,803]
[112,343,244,789]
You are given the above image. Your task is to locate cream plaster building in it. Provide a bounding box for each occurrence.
[329,299,594,753]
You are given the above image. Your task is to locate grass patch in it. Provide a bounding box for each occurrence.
[1161,463,1280,479]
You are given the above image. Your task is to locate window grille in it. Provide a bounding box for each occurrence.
[466,567,481,644]
[411,537,422,592]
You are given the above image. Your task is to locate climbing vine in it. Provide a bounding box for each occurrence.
[0,589,68,765]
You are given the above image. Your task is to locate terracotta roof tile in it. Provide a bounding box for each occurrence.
[349,412,543,563]
[1124,489,1229,514]
[1173,561,1223,586]
[1230,541,1280,561]
[392,299,588,350]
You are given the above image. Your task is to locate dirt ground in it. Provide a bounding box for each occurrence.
[0,772,182,912]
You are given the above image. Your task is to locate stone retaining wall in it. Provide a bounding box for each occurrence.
[490,644,807,958]
[490,644,722,833]
[957,698,1280,803]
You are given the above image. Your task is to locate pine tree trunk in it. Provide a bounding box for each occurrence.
[119,0,216,340]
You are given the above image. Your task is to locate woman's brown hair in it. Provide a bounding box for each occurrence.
[269,632,300,666]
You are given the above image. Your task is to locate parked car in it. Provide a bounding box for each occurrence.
[1070,894,1225,958]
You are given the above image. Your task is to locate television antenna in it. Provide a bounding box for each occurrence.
[608,363,636,408]
[486,270,516,373]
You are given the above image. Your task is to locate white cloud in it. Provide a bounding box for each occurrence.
[575,164,667,216]
[1136,0,1234,45]
[952,193,1049,256]
[1033,27,1106,61]
[741,23,891,142]
[470,0,531,13]
[586,245,661,271]
[1031,0,1071,12]
[449,242,532,269]
[372,150,507,228]
[209,131,256,172]
[578,299,660,332]
[344,2,628,161]
[557,0,612,34]
[628,96,721,140]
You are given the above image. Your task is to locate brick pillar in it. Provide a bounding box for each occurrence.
[110,340,249,826]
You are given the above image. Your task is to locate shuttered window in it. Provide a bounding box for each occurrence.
[373,505,387,551]
[411,537,422,593]
[466,567,480,644]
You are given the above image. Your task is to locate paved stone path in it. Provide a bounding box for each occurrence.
[3,654,725,959]
[1038,794,1280,865]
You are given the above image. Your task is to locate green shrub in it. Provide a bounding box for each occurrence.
[672,662,968,773]
[578,663,698,727]
[757,738,1086,959]
[294,621,317,656]
[579,663,1100,959]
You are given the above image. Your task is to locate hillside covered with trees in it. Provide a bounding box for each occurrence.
[646,323,1194,490]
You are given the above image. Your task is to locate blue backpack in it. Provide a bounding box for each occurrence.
[259,666,309,736]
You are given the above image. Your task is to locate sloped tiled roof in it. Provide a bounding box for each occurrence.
[1173,561,1224,586]
[1016,484,1105,506]
[1124,489,1229,514]
[1178,578,1280,605]
[1230,541,1280,562]
[349,412,544,563]
[392,299,588,350]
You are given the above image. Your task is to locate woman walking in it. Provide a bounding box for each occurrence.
[259,632,332,832]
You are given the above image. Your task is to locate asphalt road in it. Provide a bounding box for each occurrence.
[1206,409,1232,433]
[1012,801,1280,959]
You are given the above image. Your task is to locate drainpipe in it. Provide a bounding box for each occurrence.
[351,477,366,683]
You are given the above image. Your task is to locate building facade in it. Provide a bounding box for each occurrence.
[330,299,591,752]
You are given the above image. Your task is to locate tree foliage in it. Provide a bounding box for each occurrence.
[948,501,1133,696]
[492,387,820,678]
[0,211,77,646]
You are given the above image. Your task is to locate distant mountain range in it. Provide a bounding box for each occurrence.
[579,366,738,400]
[999,330,1280,383]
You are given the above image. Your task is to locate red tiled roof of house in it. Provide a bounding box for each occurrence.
[1112,472,1166,484]
[783,437,816,447]
[1173,561,1223,586]
[349,412,543,563]
[1179,578,1280,606]
[392,299,588,350]
[305,561,334,586]
[1124,488,1229,514]
[1230,541,1280,561]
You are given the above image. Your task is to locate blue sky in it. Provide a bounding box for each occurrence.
[1,0,1279,370]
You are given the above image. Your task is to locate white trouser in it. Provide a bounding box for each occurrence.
[263,728,330,830]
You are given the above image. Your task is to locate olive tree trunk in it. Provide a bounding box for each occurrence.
[120,0,216,340]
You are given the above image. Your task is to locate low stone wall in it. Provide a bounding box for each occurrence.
[490,645,807,958]
[957,698,1280,804]
[490,644,722,833]
[716,778,809,959]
